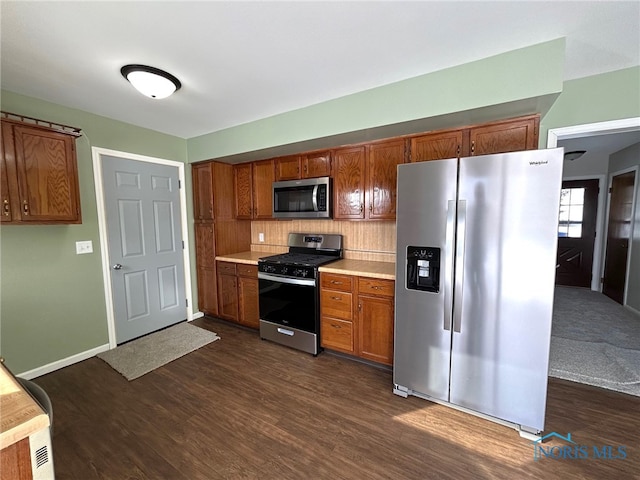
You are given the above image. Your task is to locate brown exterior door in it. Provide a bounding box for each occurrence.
[556,179,599,287]
[603,171,636,304]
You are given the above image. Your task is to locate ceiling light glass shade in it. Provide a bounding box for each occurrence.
[121,65,181,99]
[564,150,586,161]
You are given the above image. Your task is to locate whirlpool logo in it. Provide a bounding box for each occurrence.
[529,160,549,166]
[531,432,627,461]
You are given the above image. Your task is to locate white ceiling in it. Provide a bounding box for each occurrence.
[1,1,639,139]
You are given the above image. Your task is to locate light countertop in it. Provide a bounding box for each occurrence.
[319,259,395,280]
[1,363,50,450]
[215,252,396,280]
[215,251,265,265]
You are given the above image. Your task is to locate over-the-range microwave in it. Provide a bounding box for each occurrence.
[272,176,331,219]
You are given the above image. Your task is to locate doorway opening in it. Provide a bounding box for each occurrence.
[548,117,640,298]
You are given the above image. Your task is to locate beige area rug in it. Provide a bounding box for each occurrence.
[97,322,220,380]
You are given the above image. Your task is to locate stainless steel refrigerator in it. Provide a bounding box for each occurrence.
[393,148,563,436]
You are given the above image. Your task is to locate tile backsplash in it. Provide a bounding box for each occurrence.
[251,220,396,263]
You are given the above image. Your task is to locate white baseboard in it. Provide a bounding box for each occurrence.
[625,304,640,316]
[19,313,205,379]
[18,343,110,380]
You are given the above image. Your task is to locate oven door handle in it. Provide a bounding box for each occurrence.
[258,272,316,287]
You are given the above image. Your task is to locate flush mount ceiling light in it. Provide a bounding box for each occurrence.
[564,150,587,161]
[120,64,181,99]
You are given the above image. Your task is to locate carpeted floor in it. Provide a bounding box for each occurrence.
[550,286,640,396]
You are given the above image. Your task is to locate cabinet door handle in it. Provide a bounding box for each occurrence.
[22,200,29,215]
[359,203,364,213]
[304,165,308,173]
[2,199,9,216]
[369,204,372,212]
[471,141,475,155]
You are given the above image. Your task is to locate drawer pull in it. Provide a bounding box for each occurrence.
[277,328,294,336]
[331,324,341,329]
[330,280,343,285]
[330,296,342,301]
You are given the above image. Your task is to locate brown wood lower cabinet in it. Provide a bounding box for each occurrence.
[216,261,259,329]
[320,273,355,354]
[0,438,32,480]
[357,278,394,365]
[217,262,238,322]
[320,272,394,366]
[237,264,259,329]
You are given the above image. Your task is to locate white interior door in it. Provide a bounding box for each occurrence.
[101,155,187,343]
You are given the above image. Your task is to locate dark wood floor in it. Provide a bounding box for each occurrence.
[33,317,639,479]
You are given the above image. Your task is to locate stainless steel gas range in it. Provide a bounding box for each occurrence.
[258,233,343,355]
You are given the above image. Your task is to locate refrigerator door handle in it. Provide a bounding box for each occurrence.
[453,199,466,333]
[443,200,456,331]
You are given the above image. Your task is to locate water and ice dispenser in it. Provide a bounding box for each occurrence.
[406,246,441,293]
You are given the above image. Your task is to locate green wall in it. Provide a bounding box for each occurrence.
[187,39,565,161]
[0,92,188,374]
[2,40,639,376]
[540,66,640,143]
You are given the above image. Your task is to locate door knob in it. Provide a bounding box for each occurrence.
[112,264,123,270]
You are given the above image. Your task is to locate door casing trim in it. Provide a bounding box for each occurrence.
[92,147,194,349]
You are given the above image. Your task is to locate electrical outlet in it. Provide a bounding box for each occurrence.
[259,233,265,243]
[75,240,93,254]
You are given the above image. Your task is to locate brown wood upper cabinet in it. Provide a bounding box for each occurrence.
[1,119,81,224]
[192,162,214,222]
[234,159,274,219]
[411,129,464,162]
[192,161,235,222]
[410,115,539,162]
[469,115,539,156]
[275,151,332,181]
[333,139,406,220]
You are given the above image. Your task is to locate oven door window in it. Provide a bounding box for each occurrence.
[259,278,317,332]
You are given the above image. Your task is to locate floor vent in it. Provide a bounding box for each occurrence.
[35,445,49,468]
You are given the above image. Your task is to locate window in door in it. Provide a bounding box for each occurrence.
[558,187,585,238]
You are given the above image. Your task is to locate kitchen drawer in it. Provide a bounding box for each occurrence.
[217,261,237,275]
[321,316,354,353]
[320,273,353,292]
[320,289,352,320]
[237,264,257,277]
[358,277,394,297]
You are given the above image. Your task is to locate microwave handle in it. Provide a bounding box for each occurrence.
[312,184,319,212]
